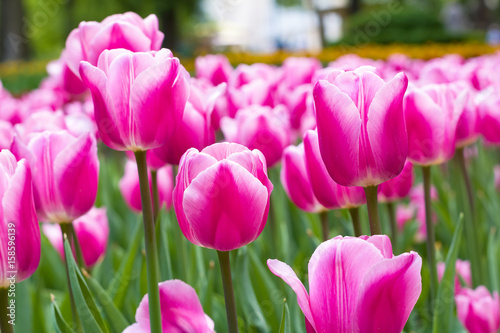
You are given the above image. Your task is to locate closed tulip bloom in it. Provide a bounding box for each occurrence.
[195,54,232,86]
[11,130,99,223]
[174,143,273,251]
[80,48,189,151]
[281,144,324,213]
[64,12,164,78]
[277,83,313,130]
[0,150,40,287]
[220,105,291,168]
[404,84,463,165]
[268,235,422,333]
[478,90,500,145]
[313,68,408,187]
[437,259,472,295]
[0,121,13,149]
[281,57,322,89]
[453,82,480,148]
[456,286,500,333]
[303,130,365,209]
[42,207,109,267]
[378,160,414,203]
[124,280,214,333]
[119,160,173,213]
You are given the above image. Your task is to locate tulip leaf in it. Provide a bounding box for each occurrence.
[63,238,108,333]
[278,299,290,333]
[432,213,464,333]
[487,228,500,293]
[235,247,270,332]
[83,270,130,332]
[107,220,143,308]
[52,296,76,333]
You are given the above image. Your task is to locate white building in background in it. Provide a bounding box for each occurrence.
[202,0,345,53]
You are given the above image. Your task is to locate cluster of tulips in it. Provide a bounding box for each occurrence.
[1,11,500,333]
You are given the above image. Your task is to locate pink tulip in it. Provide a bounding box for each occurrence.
[281,144,325,213]
[46,57,87,95]
[437,259,472,295]
[313,68,408,187]
[14,110,67,140]
[303,129,365,209]
[396,203,415,230]
[0,121,13,150]
[173,142,273,251]
[42,207,109,267]
[276,83,313,131]
[124,280,214,332]
[494,165,500,192]
[268,235,422,333]
[477,89,500,145]
[119,160,173,213]
[456,286,500,333]
[453,82,480,148]
[378,160,414,203]
[0,150,40,287]
[195,54,232,86]
[80,48,189,151]
[404,84,464,165]
[280,57,322,89]
[229,63,279,89]
[220,105,291,168]
[151,81,220,165]
[11,130,99,223]
[64,12,164,78]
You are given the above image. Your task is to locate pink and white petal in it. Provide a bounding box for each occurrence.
[358,235,394,259]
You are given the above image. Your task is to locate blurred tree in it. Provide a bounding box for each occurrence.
[350,0,360,14]
[0,0,29,60]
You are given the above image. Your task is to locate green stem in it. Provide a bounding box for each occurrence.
[0,288,14,333]
[363,186,382,235]
[151,170,160,223]
[134,151,162,333]
[348,207,362,237]
[387,202,397,247]
[59,223,82,331]
[67,222,86,270]
[456,147,482,286]
[319,211,329,242]
[217,251,239,333]
[422,166,438,305]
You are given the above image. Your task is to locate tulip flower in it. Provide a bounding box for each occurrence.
[280,57,322,89]
[220,105,291,168]
[0,150,40,287]
[478,89,500,145]
[0,121,13,150]
[453,82,479,148]
[174,142,273,332]
[124,280,214,333]
[276,83,313,131]
[437,259,472,295]
[195,54,233,86]
[119,160,173,213]
[378,161,414,203]
[45,57,88,95]
[456,286,500,333]
[11,130,99,224]
[64,12,164,78]
[42,207,109,267]
[313,68,408,235]
[303,129,365,236]
[268,235,422,333]
[80,48,189,152]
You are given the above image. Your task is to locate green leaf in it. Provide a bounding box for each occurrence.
[83,270,130,332]
[278,299,290,333]
[63,238,108,333]
[107,220,143,308]
[487,228,499,293]
[51,295,76,333]
[432,213,464,333]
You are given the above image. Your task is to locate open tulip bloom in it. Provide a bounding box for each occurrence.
[268,235,422,333]
[313,67,408,235]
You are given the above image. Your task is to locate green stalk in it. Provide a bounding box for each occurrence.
[151,170,160,223]
[134,150,162,333]
[456,147,482,286]
[319,211,329,242]
[59,223,82,331]
[387,202,397,247]
[348,207,362,237]
[0,288,14,333]
[67,222,86,270]
[422,166,438,304]
[217,251,239,333]
[363,186,382,235]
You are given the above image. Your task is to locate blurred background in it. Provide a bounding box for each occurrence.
[0,0,498,92]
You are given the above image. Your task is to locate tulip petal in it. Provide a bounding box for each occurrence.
[359,235,394,258]
[313,80,361,186]
[182,160,268,251]
[267,259,315,330]
[356,252,422,333]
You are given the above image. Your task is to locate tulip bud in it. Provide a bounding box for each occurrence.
[456,286,500,333]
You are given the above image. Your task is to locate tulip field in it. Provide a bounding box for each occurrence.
[2,11,500,333]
